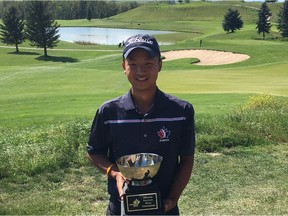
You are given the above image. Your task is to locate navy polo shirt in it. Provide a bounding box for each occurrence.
[88,88,195,200]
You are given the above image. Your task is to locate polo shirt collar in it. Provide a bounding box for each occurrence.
[122,88,166,112]
[154,88,167,111]
[122,90,136,111]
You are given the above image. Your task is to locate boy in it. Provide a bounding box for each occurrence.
[87,34,195,215]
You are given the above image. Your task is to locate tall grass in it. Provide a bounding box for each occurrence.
[1,95,287,179]
[0,119,91,178]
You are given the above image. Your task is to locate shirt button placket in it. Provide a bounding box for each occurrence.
[142,114,149,141]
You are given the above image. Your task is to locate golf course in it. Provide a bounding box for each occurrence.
[0,1,287,215]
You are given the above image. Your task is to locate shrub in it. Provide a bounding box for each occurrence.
[233,94,288,142]
[196,94,288,152]
[74,40,99,45]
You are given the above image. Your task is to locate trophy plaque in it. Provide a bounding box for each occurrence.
[116,153,163,215]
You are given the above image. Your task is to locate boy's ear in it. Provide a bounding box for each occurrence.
[122,61,127,74]
[158,59,162,72]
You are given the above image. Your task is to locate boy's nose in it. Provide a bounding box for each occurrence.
[136,66,145,74]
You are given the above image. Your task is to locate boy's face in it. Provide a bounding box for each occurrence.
[122,48,162,93]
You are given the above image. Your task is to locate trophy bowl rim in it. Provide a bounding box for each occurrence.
[116,153,163,181]
[117,153,163,163]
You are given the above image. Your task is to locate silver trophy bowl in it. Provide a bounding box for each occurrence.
[116,153,163,186]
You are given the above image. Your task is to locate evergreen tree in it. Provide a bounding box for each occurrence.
[87,7,92,22]
[277,0,288,37]
[25,1,60,57]
[0,6,25,52]
[222,8,243,33]
[256,2,272,39]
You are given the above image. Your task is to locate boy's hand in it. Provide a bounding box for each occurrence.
[115,172,126,200]
[163,198,177,212]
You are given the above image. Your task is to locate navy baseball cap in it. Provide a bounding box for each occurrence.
[123,34,160,59]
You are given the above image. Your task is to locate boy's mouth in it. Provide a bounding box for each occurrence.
[136,77,148,81]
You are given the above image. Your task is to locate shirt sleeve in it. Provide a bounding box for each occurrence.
[87,108,108,155]
[179,104,195,156]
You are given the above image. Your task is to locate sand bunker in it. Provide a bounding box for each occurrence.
[162,49,250,66]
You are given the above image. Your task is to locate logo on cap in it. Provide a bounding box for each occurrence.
[126,36,154,46]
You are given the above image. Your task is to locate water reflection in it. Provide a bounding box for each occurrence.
[59,27,174,45]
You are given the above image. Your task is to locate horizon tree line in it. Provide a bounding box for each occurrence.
[0,1,139,20]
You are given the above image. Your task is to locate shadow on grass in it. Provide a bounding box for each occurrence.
[36,55,79,63]
[8,51,40,55]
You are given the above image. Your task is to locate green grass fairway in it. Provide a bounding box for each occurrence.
[1,40,287,126]
[0,1,288,215]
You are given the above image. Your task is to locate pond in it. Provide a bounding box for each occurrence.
[59,27,175,45]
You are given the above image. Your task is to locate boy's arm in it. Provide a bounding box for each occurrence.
[87,153,126,198]
[163,155,194,212]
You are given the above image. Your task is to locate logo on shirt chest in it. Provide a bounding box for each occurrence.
[157,126,171,142]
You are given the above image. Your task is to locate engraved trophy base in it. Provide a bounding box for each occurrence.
[121,181,162,215]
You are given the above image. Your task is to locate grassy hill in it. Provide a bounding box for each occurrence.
[107,2,282,32]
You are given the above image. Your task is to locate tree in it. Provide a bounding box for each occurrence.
[87,7,92,22]
[277,0,288,37]
[0,6,25,52]
[25,1,60,57]
[256,2,272,39]
[222,8,243,33]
